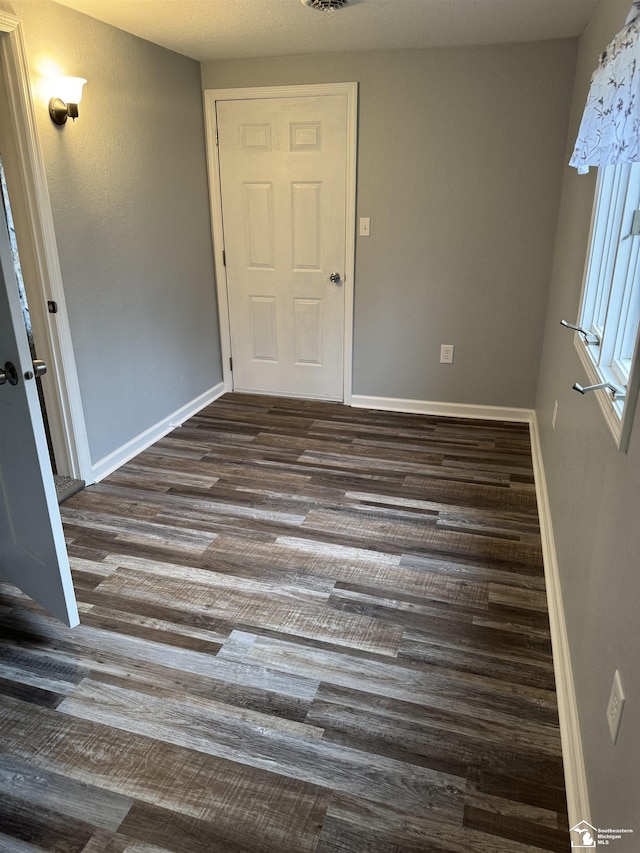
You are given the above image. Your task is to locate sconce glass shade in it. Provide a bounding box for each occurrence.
[56,76,86,104]
[49,77,87,125]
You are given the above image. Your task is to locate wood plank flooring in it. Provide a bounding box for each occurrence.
[0,393,570,852]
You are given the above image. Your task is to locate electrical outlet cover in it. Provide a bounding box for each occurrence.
[607,669,625,744]
[440,344,454,364]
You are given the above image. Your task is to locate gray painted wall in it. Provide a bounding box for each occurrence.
[202,43,577,408]
[536,1,639,844]
[4,0,222,464]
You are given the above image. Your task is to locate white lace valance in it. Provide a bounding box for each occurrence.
[569,1,640,174]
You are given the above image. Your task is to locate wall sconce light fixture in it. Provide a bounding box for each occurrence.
[49,77,87,125]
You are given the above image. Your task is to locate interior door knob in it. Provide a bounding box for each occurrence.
[0,362,19,386]
[24,360,48,381]
[329,272,341,284]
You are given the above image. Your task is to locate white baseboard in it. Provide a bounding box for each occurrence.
[351,394,533,422]
[529,413,590,829]
[91,382,225,483]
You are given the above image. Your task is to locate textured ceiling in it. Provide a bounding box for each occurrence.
[52,0,599,62]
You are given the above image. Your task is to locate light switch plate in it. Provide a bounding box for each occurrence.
[359,217,371,237]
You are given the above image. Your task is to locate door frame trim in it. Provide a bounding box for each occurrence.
[0,13,92,482]
[204,82,358,404]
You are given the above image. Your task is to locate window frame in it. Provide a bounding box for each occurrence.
[573,162,640,452]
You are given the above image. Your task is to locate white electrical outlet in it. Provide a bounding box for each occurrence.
[552,400,558,430]
[440,344,454,364]
[607,669,625,744]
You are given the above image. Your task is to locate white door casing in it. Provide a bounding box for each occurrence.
[0,199,79,628]
[0,15,92,483]
[205,84,357,403]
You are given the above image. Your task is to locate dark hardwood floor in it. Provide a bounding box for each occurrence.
[0,393,570,852]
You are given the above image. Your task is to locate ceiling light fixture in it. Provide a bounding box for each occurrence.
[301,0,348,11]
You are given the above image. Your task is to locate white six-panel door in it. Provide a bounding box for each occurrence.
[215,90,353,401]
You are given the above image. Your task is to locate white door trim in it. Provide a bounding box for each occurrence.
[204,83,358,404]
[0,13,92,482]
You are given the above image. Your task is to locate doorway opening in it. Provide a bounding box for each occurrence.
[0,156,83,503]
[204,83,358,403]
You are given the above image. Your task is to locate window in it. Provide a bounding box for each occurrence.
[573,162,640,450]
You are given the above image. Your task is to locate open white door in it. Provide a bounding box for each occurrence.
[0,201,79,627]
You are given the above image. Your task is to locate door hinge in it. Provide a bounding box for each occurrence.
[222,249,226,267]
[229,357,233,371]
[215,128,219,146]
